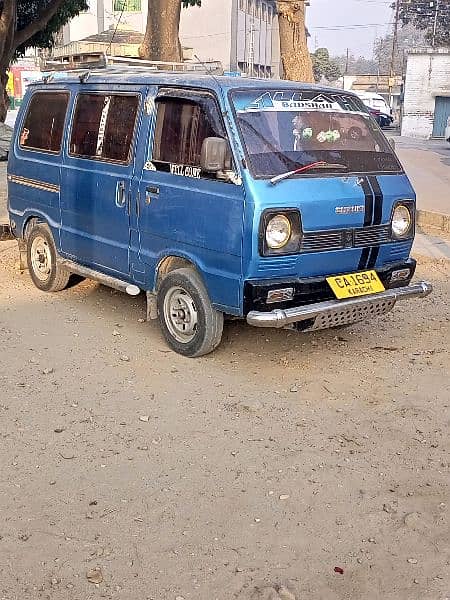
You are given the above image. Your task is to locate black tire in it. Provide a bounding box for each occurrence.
[157,268,224,358]
[26,223,70,292]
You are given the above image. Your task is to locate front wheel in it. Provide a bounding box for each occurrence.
[27,224,70,292]
[157,268,223,357]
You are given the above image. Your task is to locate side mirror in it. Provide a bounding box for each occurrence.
[201,137,228,173]
[388,138,396,151]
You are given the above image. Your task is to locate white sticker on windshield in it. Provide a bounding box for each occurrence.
[238,91,365,115]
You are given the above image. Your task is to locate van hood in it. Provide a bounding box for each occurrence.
[247,173,415,231]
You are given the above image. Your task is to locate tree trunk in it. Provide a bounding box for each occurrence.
[276,0,314,83]
[0,69,10,122]
[139,0,182,62]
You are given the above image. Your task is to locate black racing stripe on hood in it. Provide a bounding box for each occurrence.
[359,176,375,270]
[361,177,374,227]
[368,175,383,226]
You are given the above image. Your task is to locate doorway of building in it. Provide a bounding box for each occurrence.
[432,96,450,138]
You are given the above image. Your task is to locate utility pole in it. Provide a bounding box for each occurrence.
[432,0,440,47]
[389,0,400,109]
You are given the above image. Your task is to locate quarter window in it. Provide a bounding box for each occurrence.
[69,93,139,163]
[20,92,68,153]
[152,94,229,176]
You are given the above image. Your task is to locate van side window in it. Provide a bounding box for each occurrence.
[152,95,228,175]
[69,93,139,163]
[20,92,69,153]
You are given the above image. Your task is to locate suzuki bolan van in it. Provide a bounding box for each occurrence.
[4,65,432,357]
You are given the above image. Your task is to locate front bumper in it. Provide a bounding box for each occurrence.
[246,281,432,329]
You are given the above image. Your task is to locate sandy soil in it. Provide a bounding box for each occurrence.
[0,233,449,600]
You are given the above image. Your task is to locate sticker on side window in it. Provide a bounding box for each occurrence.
[170,164,201,179]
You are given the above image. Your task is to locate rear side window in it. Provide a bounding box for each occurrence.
[152,95,227,171]
[69,93,140,163]
[20,92,69,153]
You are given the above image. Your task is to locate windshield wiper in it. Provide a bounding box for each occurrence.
[270,161,349,185]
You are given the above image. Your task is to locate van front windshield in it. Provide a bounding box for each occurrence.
[231,89,401,178]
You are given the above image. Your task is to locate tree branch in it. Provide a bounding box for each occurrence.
[13,0,66,49]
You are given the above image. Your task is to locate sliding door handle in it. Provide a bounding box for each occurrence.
[146,185,159,195]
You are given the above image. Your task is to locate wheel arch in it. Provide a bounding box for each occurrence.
[21,213,53,240]
[154,254,204,292]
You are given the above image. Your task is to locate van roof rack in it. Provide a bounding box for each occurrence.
[40,52,224,81]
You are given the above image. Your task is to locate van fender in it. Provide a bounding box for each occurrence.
[19,210,59,240]
[145,253,204,321]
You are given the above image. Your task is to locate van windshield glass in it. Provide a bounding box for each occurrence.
[231,89,401,178]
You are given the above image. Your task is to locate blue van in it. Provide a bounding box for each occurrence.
[5,67,432,356]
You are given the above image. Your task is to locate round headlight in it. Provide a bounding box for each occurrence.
[392,205,412,237]
[266,214,292,249]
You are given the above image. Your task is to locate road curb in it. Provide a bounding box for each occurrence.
[417,210,450,235]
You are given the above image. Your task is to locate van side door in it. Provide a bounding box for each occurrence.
[59,89,143,276]
[135,88,245,312]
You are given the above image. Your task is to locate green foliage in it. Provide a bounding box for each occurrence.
[311,47,341,82]
[15,0,88,56]
[395,0,450,46]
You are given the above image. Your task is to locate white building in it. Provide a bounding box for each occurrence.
[61,0,281,77]
[402,47,450,139]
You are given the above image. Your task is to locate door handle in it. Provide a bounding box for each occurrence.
[145,185,159,205]
[115,181,126,207]
[146,185,159,195]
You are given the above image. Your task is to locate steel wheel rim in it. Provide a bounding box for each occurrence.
[163,286,198,344]
[30,235,52,282]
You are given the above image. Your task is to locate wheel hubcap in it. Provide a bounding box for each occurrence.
[163,286,198,343]
[31,236,52,281]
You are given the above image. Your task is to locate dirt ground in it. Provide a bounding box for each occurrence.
[1,222,449,599]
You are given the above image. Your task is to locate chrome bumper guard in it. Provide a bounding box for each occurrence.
[1,223,14,242]
[246,282,433,330]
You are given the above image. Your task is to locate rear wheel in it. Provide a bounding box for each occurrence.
[157,268,223,357]
[27,224,70,292]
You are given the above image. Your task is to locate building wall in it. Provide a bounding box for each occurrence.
[179,0,233,70]
[62,0,145,44]
[402,48,450,139]
[236,0,278,77]
[62,4,99,44]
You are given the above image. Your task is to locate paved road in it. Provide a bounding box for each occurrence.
[395,137,450,216]
[1,225,449,600]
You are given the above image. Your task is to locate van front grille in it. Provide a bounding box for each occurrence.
[354,225,392,247]
[301,224,393,253]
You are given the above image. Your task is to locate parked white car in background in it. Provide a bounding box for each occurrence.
[355,91,394,128]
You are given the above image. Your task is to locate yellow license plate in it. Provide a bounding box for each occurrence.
[326,270,385,299]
